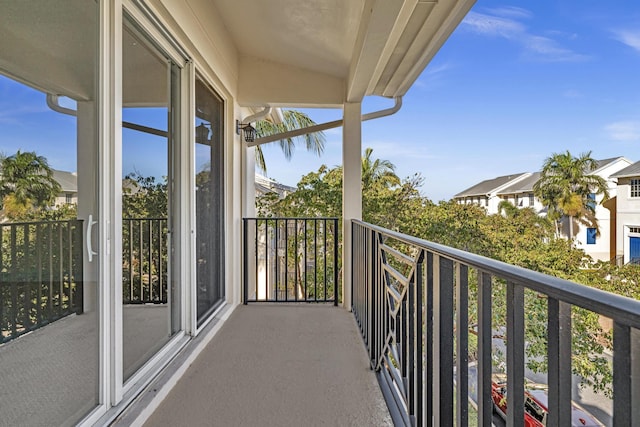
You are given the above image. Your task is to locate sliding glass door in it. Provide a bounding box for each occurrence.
[121,15,182,382]
[195,76,225,325]
[0,1,101,424]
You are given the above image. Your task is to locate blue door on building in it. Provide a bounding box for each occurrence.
[631,236,640,264]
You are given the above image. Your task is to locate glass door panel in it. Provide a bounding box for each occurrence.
[0,1,100,424]
[121,17,180,381]
[195,77,225,325]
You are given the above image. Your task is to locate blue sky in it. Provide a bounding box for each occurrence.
[1,1,640,202]
[260,1,640,201]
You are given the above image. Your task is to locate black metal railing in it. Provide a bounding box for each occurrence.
[122,218,168,304]
[0,220,83,344]
[352,219,640,426]
[243,218,339,304]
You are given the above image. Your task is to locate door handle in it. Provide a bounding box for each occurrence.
[87,214,98,262]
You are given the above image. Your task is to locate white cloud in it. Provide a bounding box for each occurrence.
[461,10,589,62]
[604,121,640,141]
[612,29,640,53]
[486,6,533,20]
[462,11,525,39]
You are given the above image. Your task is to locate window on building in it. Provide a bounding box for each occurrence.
[587,193,596,210]
[65,193,73,204]
[529,193,534,206]
[587,228,597,244]
[631,179,640,198]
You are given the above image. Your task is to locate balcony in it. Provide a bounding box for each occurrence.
[117,217,639,426]
[2,217,639,425]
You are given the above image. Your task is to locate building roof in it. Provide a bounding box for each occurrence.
[499,172,541,195]
[611,160,640,178]
[590,156,631,175]
[255,174,295,197]
[52,169,77,193]
[454,173,529,198]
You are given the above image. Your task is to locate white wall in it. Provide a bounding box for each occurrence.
[574,159,631,261]
[615,177,640,262]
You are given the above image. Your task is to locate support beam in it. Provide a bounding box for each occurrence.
[342,102,362,310]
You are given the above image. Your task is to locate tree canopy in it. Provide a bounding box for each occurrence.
[0,150,62,220]
[257,148,637,397]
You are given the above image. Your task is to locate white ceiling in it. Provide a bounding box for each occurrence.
[0,0,476,107]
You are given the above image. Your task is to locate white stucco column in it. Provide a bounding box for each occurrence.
[342,102,362,310]
[241,135,257,304]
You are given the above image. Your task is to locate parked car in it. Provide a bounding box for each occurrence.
[491,373,604,426]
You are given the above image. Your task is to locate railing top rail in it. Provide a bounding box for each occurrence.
[244,217,339,221]
[353,219,640,328]
[122,217,168,221]
[0,219,83,227]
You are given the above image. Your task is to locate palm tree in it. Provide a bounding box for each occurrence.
[254,110,326,173]
[533,150,609,240]
[361,147,400,188]
[497,200,520,218]
[0,150,62,216]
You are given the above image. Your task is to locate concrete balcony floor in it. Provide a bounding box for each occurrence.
[143,304,392,426]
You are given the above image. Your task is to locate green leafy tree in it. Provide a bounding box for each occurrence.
[533,151,609,241]
[0,150,62,219]
[122,172,168,218]
[254,110,326,173]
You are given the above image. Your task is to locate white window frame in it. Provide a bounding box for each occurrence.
[631,178,640,198]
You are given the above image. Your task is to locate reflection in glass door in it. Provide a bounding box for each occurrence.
[195,77,225,325]
[121,17,181,381]
[0,1,100,424]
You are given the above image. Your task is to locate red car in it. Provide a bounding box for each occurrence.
[491,373,604,426]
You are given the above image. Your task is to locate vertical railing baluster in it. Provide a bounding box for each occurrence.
[323,219,327,302]
[36,224,42,323]
[408,250,422,424]
[0,225,4,343]
[304,219,308,301]
[414,250,424,426]
[23,224,32,329]
[243,218,248,304]
[477,271,493,427]
[433,256,454,425]
[425,251,434,425]
[159,219,164,302]
[265,219,270,301]
[255,219,258,301]
[274,219,278,302]
[128,219,133,303]
[47,223,53,322]
[138,220,143,302]
[294,219,298,302]
[10,225,18,338]
[613,321,632,427]
[456,264,469,427]
[58,223,64,317]
[333,218,338,306]
[148,219,153,301]
[284,219,289,302]
[506,282,525,427]
[66,222,72,313]
[75,220,84,314]
[547,297,572,426]
[313,219,317,302]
